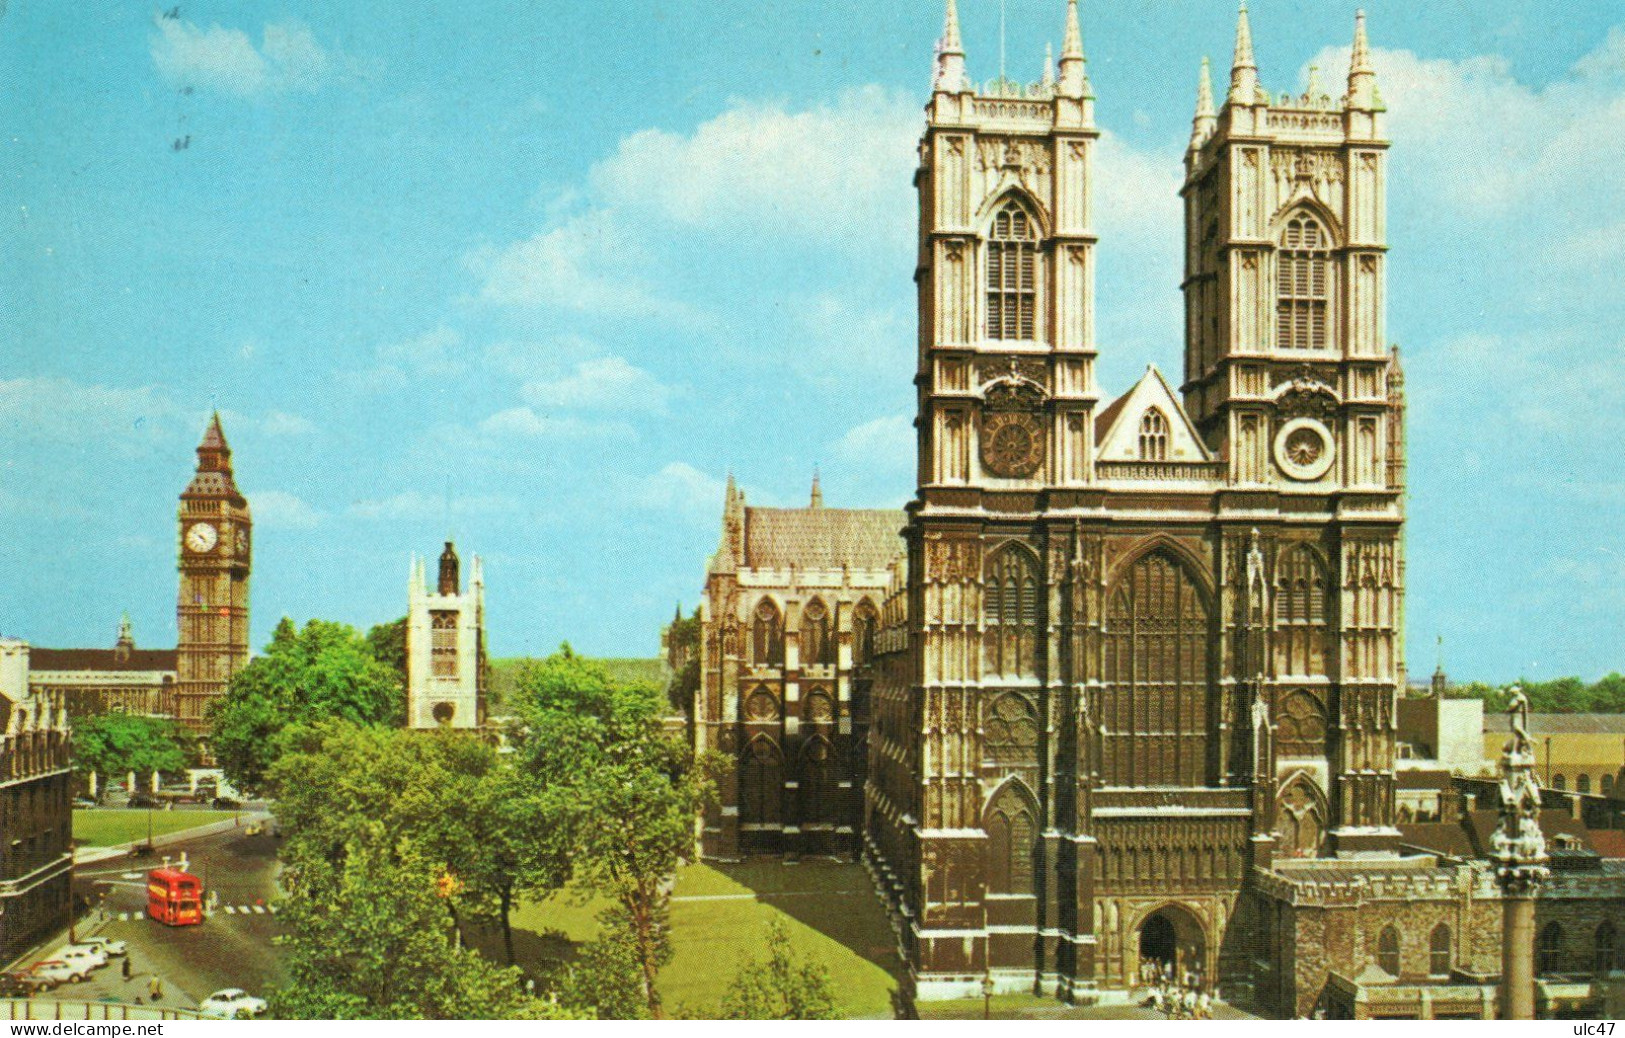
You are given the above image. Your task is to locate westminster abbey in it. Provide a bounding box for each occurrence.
[694,1,1625,1018]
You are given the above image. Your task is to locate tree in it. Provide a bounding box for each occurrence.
[555,908,651,1020]
[718,919,837,1020]
[209,618,403,796]
[365,616,409,684]
[271,824,578,1020]
[72,713,193,789]
[515,646,721,1019]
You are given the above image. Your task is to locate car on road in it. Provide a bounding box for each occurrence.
[56,945,109,972]
[76,936,128,957]
[73,796,98,808]
[198,989,268,1019]
[27,960,89,987]
[212,796,241,809]
[0,970,55,996]
[127,793,157,808]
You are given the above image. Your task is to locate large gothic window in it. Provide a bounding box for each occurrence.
[853,600,878,664]
[1102,550,1211,787]
[983,692,1039,766]
[984,782,1037,895]
[1274,544,1331,676]
[1139,409,1170,461]
[1277,690,1327,758]
[1275,774,1325,858]
[984,545,1040,678]
[986,200,1039,341]
[1376,925,1401,977]
[800,599,834,666]
[1538,923,1564,975]
[741,736,784,826]
[430,610,458,677]
[751,600,784,667]
[800,737,838,825]
[1277,211,1331,351]
[1595,922,1619,975]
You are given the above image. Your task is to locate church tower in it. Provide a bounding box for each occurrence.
[175,413,251,734]
[406,542,486,729]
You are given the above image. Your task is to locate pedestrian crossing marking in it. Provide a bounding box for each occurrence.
[252,905,267,914]
[224,905,237,914]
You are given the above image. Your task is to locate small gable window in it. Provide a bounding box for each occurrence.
[1139,409,1169,461]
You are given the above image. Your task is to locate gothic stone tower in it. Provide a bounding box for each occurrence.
[175,413,251,733]
[406,542,487,729]
[863,2,1404,1003]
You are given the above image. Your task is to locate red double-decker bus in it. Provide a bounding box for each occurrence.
[147,867,204,926]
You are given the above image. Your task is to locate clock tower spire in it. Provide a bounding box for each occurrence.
[176,412,251,736]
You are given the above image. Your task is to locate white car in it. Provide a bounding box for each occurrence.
[76,936,128,958]
[198,989,268,1019]
[55,945,108,972]
[29,960,89,987]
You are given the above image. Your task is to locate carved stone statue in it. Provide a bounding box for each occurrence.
[1506,684,1531,752]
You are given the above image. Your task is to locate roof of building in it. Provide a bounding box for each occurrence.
[742,507,905,571]
[1397,820,1479,860]
[1586,830,1625,859]
[29,648,178,673]
[1484,713,1625,735]
[1395,768,1453,790]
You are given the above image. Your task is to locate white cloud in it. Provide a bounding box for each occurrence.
[521,356,675,414]
[0,378,185,456]
[150,16,351,98]
[467,210,684,316]
[632,462,727,514]
[835,414,914,465]
[349,490,520,521]
[261,411,317,437]
[342,327,467,394]
[250,490,324,529]
[476,407,635,442]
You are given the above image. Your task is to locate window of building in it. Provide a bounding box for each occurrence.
[1376,925,1401,978]
[1274,544,1331,676]
[1604,774,1616,798]
[986,200,1039,341]
[1553,774,1567,791]
[1277,689,1328,758]
[1139,409,1169,461]
[1538,922,1564,975]
[430,610,458,678]
[752,600,784,667]
[985,782,1037,895]
[1277,212,1331,351]
[1595,922,1618,976]
[741,737,783,826]
[983,692,1039,766]
[1429,924,1451,978]
[800,737,838,825]
[853,601,878,664]
[984,545,1040,678]
[801,598,833,666]
[1577,773,1591,794]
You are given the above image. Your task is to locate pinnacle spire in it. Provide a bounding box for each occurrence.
[1228,2,1260,106]
[1042,42,1055,89]
[810,468,824,509]
[934,0,967,92]
[1347,9,1377,109]
[1057,0,1089,98]
[1190,56,1217,151]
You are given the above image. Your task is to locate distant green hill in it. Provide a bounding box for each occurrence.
[488,655,669,713]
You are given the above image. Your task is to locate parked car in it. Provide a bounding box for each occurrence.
[127,793,156,808]
[75,936,127,958]
[212,796,241,809]
[55,945,108,972]
[197,989,268,1019]
[0,970,54,996]
[72,797,98,809]
[28,960,88,987]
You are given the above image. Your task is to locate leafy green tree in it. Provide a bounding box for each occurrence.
[271,824,577,1020]
[718,919,837,1020]
[209,618,403,795]
[1446,674,1625,714]
[555,908,650,1020]
[364,616,409,684]
[515,645,721,1019]
[72,713,193,789]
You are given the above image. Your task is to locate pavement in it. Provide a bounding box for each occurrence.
[21,824,285,1012]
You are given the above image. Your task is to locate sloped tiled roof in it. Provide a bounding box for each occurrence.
[1484,713,1625,735]
[30,648,178,673]
[1399,819,1480,859]
[1589,830,1625,859]
[743,507,905,571]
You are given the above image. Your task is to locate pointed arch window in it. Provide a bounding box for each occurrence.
[1376,925,1401,977]
[1139,409,1170,461]
[984,545,1040,678]
[985,783,1037,895]
[1274,544,1331,677]
[741,737,784,826]
[1593,921,1617,976]
[1277,212,1331,351]
[430,610,458,678]
[986,200,1040,341]
[1429,924,1452,978]
[801,599,833,666]
[853,600,879,664]
[800,737,839,825]
[1538,922,1564,975]
[751,600,784,667]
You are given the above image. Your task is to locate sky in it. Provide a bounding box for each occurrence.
[2,1,1623,682]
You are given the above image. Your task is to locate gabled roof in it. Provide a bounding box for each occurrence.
[742,507,905,572]
[1094,365,1211,463]
[30,648,178,674]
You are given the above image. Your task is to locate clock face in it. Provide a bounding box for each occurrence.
[185,522,219,554]
[981,411,1046,478]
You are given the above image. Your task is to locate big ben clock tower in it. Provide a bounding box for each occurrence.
[175,413,251,734]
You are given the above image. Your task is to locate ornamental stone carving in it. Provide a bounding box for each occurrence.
[982,411,1046,478]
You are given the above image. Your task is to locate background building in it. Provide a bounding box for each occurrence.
[0,639,73,966]
[695,475,902,858]
[27,615,178,719]
[406,542,486,729]
[1484,713,1625,800]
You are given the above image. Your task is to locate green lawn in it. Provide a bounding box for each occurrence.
[73,808,239,847]
[497,860,903,1019]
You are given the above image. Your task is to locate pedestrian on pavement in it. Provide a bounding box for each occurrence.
[122,958,132,981]
[148,975,163,1002]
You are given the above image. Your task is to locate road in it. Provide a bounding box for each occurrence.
[35,824,284,1011]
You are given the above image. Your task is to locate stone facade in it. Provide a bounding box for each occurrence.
[28,616,178,720]
[175,414,252,735]
[695,476,902,858]
[406,542,486,729]
[0,639,73,966]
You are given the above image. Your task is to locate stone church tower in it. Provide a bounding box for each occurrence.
[406,542,486,729]
[864,1,1406,1002]
[175,413,251,733]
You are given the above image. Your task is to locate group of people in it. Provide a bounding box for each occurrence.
[1138,958,1215,1020]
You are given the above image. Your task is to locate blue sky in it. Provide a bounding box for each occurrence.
[2,1,1622,681]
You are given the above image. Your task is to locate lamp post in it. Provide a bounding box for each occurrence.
[981,972,994,1020]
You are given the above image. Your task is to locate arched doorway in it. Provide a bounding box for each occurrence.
[1135,904,1208,986]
